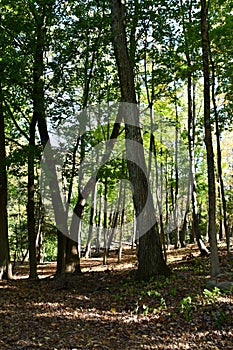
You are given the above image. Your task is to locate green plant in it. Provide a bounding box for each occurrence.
[159,297,167,310]
[114,293,120,301]
[211,310,228,330]
[203,287,221,303]
[141,289,161,297]
[142,304,150,315]
[179,296,196,321]
[169,287,177,296]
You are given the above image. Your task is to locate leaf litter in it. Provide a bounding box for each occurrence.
[0,245,232,349]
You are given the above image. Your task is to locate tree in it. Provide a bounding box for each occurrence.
[109,0,170,280]
[200,0,220,277]
[0,78,13,280]
[179,0,209,255]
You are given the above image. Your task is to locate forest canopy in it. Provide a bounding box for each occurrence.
[0,0,232,281]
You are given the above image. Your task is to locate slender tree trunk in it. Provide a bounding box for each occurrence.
[210,53,230,255]
[118,180,126,263]
[110,0,170,280]
[96,193,102,255]
[165,153,170,248]
[180,0,209,255]
[217,183,223,240]
[85,183,97,258]
[27,115,38,278]
[36,195,44,263]
[103,178,108,265]
[201,0,220,277]
[189,79,209,256]
[69,112,122,254]
[0,79,12,280]
[174,93,180,249]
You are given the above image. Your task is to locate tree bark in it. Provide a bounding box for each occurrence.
[109,0,170,280]
[32,8,68,275]
[85,183,97,258]
[0,78,13,280]
[180,0,209,256]
[201,0,220,277]
[27,115,38,279]
[210,52,230,256]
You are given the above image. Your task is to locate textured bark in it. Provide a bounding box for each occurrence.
[0,80,12,280]
[201,0,220,277]
[32,11,68,275]
[210,53,230,256]
[27,115,38,279]
[180,0,209,256]
[110,0,170,280]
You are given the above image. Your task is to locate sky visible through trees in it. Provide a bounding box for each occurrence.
[0,0,233,348]
[0,0,232,277]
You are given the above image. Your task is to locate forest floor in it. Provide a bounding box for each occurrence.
[0,244,232,350]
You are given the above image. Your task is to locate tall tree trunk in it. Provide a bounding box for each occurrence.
[109,0,170,280]
[27,115,38,278]
[103,178,108,265]
[189,80,209,256]
[210,53,230,256]
[174,92,180,249]
[0,79,12,280]
[201,0,220,277]
[180,0,209,256]
[32,10,68,275]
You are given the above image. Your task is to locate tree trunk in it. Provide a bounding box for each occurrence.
[27,115,38,278]
[103,178,108,265]
[118,180,126,263]
[180,0,209,256]
[174,92,179,249]
[85,183,97,258]
[32,11,68,275]
[210,52,230,256]
[0,79,13,280]
[109,0,170,280]
[36,196,44,263]
[201,0,220,277]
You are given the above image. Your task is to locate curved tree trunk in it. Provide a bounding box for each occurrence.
[32,7,68,275]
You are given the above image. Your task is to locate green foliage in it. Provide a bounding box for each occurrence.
[211,309,229,330]
[179,296,196,321]
[134,293,167,316]
[203,287,221,303]
[1,0,233,274]
[43,232,57,262]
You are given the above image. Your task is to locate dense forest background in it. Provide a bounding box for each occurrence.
[0,0,232,281]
